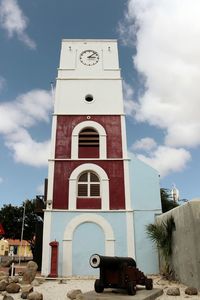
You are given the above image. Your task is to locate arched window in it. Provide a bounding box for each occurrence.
[76,170,101,209]
[78,127,99,158]
[78,171,100,197]
[68,163,109,210]
[71,121,107,159]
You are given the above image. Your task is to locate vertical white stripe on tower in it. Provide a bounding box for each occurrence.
[126,211,136,258]
[41,211,52,276]
[121,115,132,210]
[46,115,57,209]
[50,115,57,159]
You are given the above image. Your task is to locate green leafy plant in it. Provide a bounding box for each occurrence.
[146,216,175,277]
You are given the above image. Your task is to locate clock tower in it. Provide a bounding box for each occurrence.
[42,39,135,276]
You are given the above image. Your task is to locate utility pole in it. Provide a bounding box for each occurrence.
[19,202,26,265]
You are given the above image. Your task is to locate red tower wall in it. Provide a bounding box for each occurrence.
[55,115,123,159]
[52,115,126,210]
[53,160,125,210]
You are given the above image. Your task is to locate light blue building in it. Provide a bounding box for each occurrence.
[129,154,162,274]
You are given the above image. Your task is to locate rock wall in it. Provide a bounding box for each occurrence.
[157,200,200,289]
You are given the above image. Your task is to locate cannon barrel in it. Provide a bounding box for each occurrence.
[90,254,136,269]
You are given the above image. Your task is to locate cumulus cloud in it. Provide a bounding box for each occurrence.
[0,0,36,49]
[122,80,138,116]
[136,146,191,178]
[120,0,200,176]
[0,89,53,167]
[132,137,157,151]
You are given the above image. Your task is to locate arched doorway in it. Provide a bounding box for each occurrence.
[72,222,104,275]
[62,214,115,276]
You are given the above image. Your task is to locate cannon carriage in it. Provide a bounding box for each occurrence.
[90,254,153,295]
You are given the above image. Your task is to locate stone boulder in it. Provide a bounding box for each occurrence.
[67,289,83,300]
[1,259,13,268]
[5,282,21,293]
[22,261,38,284]
[0,271,8,282]
[27,291,43,300]
[166,287,180,296]
[0,279,9,291]
[9,276,19,283]
[185,287,198,295]
[21,285,34,299]
[76,294,84,300]
[0,271,7,276]
[3,295,14,300]
[31,279,40,286]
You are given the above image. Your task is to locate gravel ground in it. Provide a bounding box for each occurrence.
[0,275,200,300]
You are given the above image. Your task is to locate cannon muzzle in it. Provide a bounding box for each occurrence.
[89,254,136,269]
[90,254,101,268]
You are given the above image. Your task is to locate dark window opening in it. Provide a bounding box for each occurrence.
[79,127,99,147]
[85,94,94,102]
[77,171,100,197]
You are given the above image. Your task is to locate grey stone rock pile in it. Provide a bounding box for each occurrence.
[0,261,44,299]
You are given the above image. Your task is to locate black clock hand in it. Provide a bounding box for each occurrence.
[87,53,96,59]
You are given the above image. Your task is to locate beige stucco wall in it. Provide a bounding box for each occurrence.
[157,200,200,289]
[0,240,9,256]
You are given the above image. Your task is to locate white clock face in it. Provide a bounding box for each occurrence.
[80,50,99,66]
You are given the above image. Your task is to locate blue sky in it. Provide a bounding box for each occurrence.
[0,0,200,207]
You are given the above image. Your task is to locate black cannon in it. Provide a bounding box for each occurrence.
[90,254,153,295]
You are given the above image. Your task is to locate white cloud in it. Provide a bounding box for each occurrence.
[0,89,52,134]
[122,80,138,116]
[120,0,200,177]
[0,177,3,184]
[132,137,157,151]
[0,89,53,167]
[5,129,51,167]
[136,146,191,177]
[120,0,200,148]
[0,0,36,49]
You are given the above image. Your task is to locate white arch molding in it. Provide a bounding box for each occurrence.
[68,163,109,210]
[71,120,107,159]
[62,214,115,276]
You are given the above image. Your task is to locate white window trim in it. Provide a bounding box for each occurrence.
[69,163,109,210]
[71,121,107,159]
[78,171,100,198]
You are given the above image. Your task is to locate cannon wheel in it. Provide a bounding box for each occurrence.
[127,282,136,295]
[145,279,153,290]
[94,279,104,293]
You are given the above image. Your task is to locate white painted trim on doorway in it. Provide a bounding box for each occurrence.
[62,214,115,276]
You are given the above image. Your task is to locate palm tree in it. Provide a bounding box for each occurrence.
[146,216,175,277]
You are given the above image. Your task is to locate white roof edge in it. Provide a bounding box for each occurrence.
[62,39,118,42]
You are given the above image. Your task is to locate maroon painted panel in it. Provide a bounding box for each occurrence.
[55,115,123,159]
[76,198,101,209]
[79,146,99,158]
[53,160,125,210]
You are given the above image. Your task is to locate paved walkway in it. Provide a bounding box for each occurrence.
[83,288,163,300]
